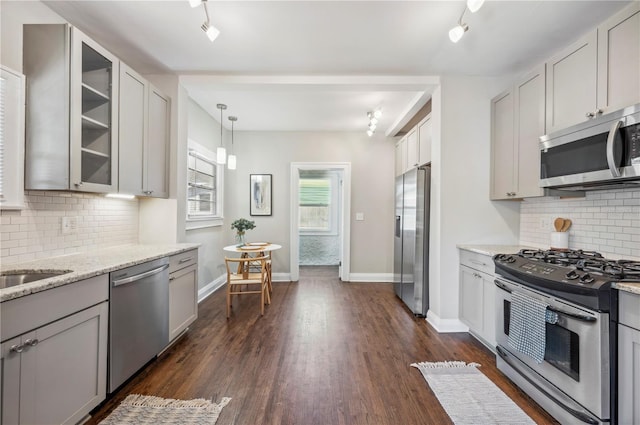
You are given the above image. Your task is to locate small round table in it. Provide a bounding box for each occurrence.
[223,243,281,288]
[223,243,282,256]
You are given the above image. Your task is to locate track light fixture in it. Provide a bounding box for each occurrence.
[466,0,485,13]
[449,23,469,43]
[366,108,382,137]
[191,0,219,43]
[216,103,227,164]
[448,0,485,43]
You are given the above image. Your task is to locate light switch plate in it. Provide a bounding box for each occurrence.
[355,212,364,221]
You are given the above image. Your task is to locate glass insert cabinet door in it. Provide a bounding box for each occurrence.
[70,28,119,192]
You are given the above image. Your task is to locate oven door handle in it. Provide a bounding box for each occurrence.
[494,280,512,293]
[494,280,597,323]
[496,346,599,425]
[547,306,597,323]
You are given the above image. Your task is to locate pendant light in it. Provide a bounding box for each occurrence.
[216,103,227,164]
[227,116,237,170]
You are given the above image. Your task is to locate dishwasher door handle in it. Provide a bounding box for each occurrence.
[112,264,169,287]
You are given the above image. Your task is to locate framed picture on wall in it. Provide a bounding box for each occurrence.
[250,174,272,216]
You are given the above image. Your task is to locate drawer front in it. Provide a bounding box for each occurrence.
[459,250,494,275]
[619,291,640,331]
[1,274,109,342]
[169,249,198,273]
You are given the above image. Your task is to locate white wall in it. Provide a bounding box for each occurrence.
[224,131,395,277]
[428,76,521,331]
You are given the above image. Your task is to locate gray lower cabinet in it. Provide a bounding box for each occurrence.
[618,290,640,425]
[169,249,198,342]
[1,276,108,425]
[459,249,496,350]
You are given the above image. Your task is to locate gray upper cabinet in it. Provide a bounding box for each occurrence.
[514,66,545,199]
[545,30,598,134]
[546,3,640,134]
[417,115,432,166]
[490,66,545,200]
[146,86,170,198]
[118,63,170,198]
[597,2,640,114]
[24,24,119,193]
[490,90,515,199]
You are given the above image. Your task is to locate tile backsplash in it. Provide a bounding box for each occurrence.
[520,188,640,259]
[1,191,138,265]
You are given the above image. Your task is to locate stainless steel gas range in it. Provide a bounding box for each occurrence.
[493,249,640,425]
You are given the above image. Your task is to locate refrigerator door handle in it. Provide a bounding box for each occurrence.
[395,215,401,237]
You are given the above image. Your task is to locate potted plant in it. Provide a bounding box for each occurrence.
[231,218,256,246]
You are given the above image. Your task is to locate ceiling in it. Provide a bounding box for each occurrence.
[43,0,630,134]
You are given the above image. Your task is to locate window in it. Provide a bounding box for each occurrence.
[299,172,339,234]
[186,140,223,228]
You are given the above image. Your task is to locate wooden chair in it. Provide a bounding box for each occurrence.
[225,255,271,318]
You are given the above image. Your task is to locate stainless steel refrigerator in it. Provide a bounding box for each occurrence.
[393,166,430,316]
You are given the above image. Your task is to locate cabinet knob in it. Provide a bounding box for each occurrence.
[143,190,153,195]
[595,108,603,116]
[586,112,595,118]
[10,344,24,353]
[74,182,83,187]
[24,338,39,347]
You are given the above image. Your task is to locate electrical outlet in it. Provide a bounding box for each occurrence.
[539,217,550,230]
[61,216,77,235]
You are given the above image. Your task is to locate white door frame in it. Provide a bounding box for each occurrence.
[290,162,351,282]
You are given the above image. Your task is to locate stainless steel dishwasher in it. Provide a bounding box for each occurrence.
[109,257,169,393]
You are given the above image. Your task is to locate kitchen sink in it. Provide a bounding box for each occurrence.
[0,270,73,289]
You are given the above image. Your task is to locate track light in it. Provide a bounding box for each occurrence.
[449,23,469,43]
[366,108,382,137]
[202,22,220,42]
[193,0,220,43]
[466,0,485,13]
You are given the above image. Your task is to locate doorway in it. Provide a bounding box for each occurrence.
[290,163,351,282]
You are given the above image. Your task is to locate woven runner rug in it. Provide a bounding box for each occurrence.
[411,361,536,425]
[99,394,231,425]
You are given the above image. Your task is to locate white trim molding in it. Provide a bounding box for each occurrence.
[426,310,469,333]
[347,273,393,283]
[290,162,351,282]
[197,275,226,303]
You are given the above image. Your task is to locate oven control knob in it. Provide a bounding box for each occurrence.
[579,273,595,284]
[496,254,516,263]
[565,270,579,280]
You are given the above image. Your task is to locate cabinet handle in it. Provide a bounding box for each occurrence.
[24,338,39,347]
[178,257,193,264]
[10,344,24,353]
[470,259,487,267]
[169,276,175,281]
[143,190,153,195]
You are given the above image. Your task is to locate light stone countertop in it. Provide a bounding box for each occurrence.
[0,243,200,302]
[457,244,535,257]
[614,282,640,295]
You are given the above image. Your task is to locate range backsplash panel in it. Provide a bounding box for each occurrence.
[520,188,640,259]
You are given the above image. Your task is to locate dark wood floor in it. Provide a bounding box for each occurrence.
[88,266,558,424]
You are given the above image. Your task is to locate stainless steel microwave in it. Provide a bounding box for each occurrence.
[539,103,640,191]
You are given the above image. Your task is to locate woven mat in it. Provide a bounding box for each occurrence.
[99,394,231,425]
[411,361,535,425]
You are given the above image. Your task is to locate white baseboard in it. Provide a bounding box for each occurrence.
[272,272,291,282]
[198,275,226,303]
[346,273,393,283]
[426,310,469,333]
